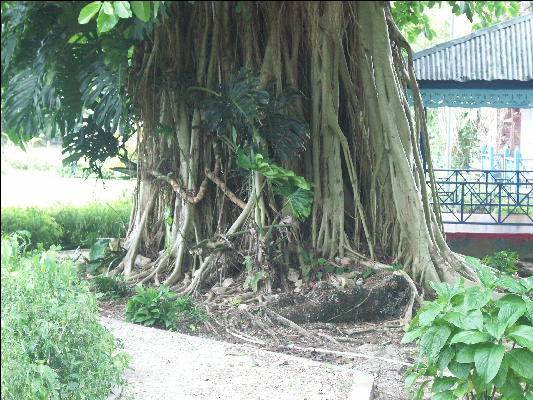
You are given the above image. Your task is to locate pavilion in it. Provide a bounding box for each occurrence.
[407,13,533,260]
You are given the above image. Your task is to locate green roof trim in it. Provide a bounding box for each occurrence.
[408,88,533,108]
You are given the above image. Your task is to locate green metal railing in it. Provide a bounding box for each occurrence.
[428,169,533,225]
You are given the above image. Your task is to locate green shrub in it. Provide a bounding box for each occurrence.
[173,295,206,326]
[402,256,533,399]
[1,234,128,399]
[1,199,131,250]
[125,285,205,330]
[482,250,520,276]
[92,274,129,300]
[84,238,125,275]
[49,199,131,250]
[0,206,63,249]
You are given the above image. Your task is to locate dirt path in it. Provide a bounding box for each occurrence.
[102,317,374,400]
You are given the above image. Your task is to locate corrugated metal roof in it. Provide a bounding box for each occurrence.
[412,13,533,82]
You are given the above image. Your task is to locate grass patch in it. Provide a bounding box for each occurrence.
[1,199,131,250]
[1,233,128,399]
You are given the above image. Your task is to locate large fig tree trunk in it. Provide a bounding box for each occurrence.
[115,1,477,295]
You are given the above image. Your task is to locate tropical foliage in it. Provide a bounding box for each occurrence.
[1,1,523,294]
[1,233,128,399]
[402,258,533,399]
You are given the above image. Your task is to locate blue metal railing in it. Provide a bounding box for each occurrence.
[428,169,533,225]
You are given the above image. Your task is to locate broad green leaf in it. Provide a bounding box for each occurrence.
[505,348,533,380]
[97,9,119,33]
[429,281,464,303]
[455,344,477,363]
[78,1,102,24]
[448,361,472,379]
[89,239,110,261]
[432,390,456,400]
[421,325,452,362]
[443,310,483,330]
[418,302,444,326]
[526,391,533,400]
[153,1,160,17]
[461,287,492,312]
[507,325,533,351]
[497,295,526,328]
[102,1,114,14]
[431,376,457,392]
[437,347,455,372]
[450,331,491,345]
[453,381,469,398]
[131,1,151,22]
[405,372,419,390]
[497,370,526,399]
[466,256,496,287]
[520,276,533,292]
[401,326,426,343]
[496,276,526,295]
[525,297,533,322]
[470,370,492,392]
[113,1,132,18]
[474,343,505,383]
[492,358,508,388]
[485,317,507,340]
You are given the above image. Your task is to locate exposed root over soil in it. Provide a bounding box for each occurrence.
[94,269,422,400]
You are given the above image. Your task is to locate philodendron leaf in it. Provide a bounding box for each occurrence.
[507,325,533,351]
[474,343,505,384]
[505,348,533,380]
[420,325,452,362]
[450,330,492,345]
[79,1,102,24]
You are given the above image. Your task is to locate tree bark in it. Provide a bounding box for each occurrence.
[118,1,476,296]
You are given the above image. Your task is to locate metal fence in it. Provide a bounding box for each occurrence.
[429,169,533,225]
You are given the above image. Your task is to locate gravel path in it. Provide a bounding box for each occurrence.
[102,317,374,400]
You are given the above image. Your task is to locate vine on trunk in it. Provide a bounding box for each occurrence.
[112,1,477,298]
